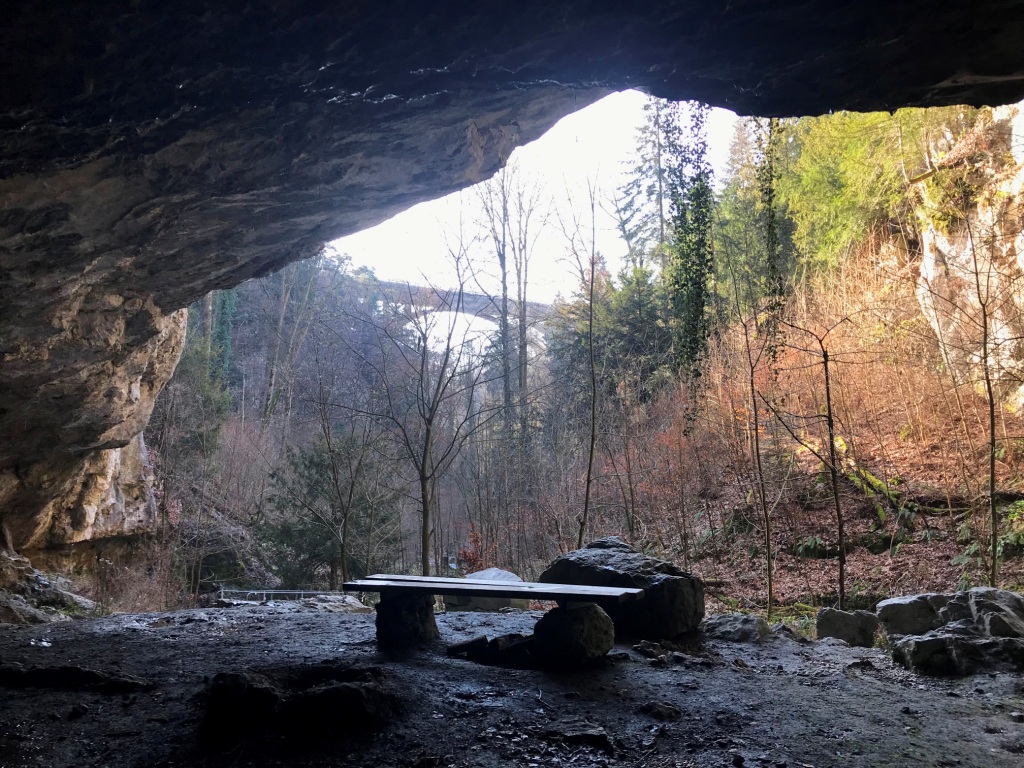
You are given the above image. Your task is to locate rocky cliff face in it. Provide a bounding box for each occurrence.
[914,102,1024,407]
[4,2,1024,557]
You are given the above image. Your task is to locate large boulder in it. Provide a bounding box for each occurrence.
[876,593,949,636]
[882,588,1024,675]
[444,567,530,613]
[890,629,990,675]
[538,537,703,640]
[816,608,880,648]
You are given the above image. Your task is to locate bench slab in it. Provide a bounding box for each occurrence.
[344,576,643,604]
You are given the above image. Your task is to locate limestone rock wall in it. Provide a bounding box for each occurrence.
[1,305,185,551]
[4,3,1024,556]
[914,101,1024,408]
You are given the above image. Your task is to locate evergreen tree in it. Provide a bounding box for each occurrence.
[264,432,397,589]
[664,101,715,376]
[545,257,615,426]
[617,97,682,268]
[716,117,796,316]
[212,288,237,384]
[608,264,673,400]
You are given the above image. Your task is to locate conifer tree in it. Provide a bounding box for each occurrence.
[617,97,681,269]
[664,102,715,376]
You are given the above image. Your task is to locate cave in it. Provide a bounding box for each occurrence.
[6,5,1024,767]
[3,2,1024,564]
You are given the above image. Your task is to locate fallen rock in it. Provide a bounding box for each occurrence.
[531,603,615,668]
[444,567,530,612]
[446,633,534,668]
[890,630,987,675]
[702,613,770,644]
[536,719,615,754]
[538,537,704,640]
[816,608,880,647]
[876,593,948,636]
[0,551,96,624]
[639,701,683,721]
[0,551,36,590]
[0,594,53,625]
[943,587,1024,637]
[771,623,811,644]
[883,588,1024,675]
[632,639,666,659]
[297,594,373,614]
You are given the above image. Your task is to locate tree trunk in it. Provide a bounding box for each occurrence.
[203,291,214,368]
[420,471,432,577]
[262,269,293,424]
[822,347,847,610]
[578,193,599,550]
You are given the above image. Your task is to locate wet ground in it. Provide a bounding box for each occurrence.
[1,603,1023,767]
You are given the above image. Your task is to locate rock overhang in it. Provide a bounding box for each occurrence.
[4,1,1024,550]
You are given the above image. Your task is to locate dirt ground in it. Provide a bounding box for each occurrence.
[1,602,1023,768]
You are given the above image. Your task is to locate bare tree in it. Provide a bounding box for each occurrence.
[476,162,548,570]
[342,251,501,575]
[260,254,323,431]
[557,180,603,549]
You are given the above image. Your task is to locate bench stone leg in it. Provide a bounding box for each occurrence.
[375,591,439,649]
[531,603,614,668]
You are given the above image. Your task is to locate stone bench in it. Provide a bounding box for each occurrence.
[344,573,644,650]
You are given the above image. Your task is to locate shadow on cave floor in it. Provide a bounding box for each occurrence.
[1,605,1023,767]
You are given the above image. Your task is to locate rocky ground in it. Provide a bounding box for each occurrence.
[1,601,1023,768]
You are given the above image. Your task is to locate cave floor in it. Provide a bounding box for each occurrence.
[0,604,1022,768]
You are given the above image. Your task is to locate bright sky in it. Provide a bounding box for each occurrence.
[331,90,737,304]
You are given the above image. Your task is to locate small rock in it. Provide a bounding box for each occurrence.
[633,640,664,658]
[297,594,373,614]
[540,720,615,754]
[772,623,811,644]
[446,633,533,667]
[446,635,489,658]
[702,614,770,644]
[639,701,682,721]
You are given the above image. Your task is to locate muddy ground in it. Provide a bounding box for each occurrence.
[1,602,1023,768]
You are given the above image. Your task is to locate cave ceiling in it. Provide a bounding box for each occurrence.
[3,1,1024,549]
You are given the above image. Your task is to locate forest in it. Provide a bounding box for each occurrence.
[117,98,1024,623]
